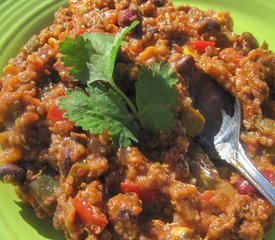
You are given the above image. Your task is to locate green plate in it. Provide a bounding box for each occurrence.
[0,1,274,239]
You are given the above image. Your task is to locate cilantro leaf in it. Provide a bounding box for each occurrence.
[60,21,139,86]
[135,62,178,133]
[84,21,138,85]
[58,84,139,147]
[83,33,115,84]
[151,62,178,87]
[59,36,95,84]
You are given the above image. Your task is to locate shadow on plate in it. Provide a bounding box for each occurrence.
[15,201,65,240]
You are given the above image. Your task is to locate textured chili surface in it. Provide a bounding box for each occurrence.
[0,0,274,239]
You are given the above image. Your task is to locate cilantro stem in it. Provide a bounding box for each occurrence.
[111,84,138,117]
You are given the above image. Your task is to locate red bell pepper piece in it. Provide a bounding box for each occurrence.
[120,182,158,204]
[47,105,67,123]
[199,190,215,202]
[77,29,89,36]
[72,197,108,229]
[199,190,216,208]
[191,41,215,53]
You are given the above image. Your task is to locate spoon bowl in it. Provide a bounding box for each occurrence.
[190,71,275,205]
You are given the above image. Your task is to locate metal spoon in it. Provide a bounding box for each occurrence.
[190,72,275,206]
[214,100,275,205]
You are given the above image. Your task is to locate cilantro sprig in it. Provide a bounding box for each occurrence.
[60,21,139,115]
[58,22,178,147]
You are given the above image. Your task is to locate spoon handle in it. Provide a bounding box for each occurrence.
[238,143,275,206]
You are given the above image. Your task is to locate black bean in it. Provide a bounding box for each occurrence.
[118,9,139,28]
[152,0,164,7]
[60,146,72,176]
[176,55,195,76]
[117,209,135,219]
[240,32,259,53]
[203,19,221,32]
[0,163,25,182]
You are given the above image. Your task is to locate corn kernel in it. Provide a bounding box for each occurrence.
[3,64,18,75]
[48,37,58,50]
[183,46,200,61]
[0,146,22,164]
[170,227,194,239]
